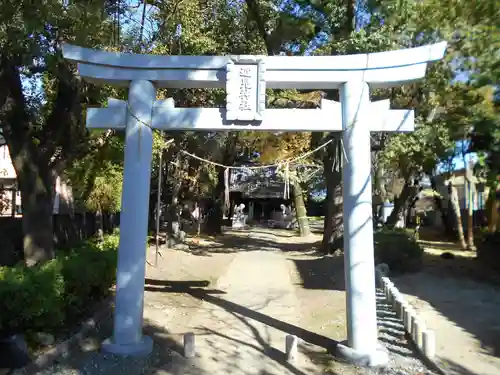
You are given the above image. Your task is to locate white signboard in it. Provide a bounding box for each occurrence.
[226,57,266,121]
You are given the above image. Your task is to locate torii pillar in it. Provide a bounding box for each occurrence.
[62,42,447,365]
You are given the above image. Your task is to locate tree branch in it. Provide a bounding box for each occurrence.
[244,0,273,55]
[0,57,32,153]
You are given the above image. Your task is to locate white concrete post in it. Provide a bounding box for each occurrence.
[184,332,196,358]
[412,318,423,348]
[404,308,414,332]
[341,80,378,355]
[102,80,156,356]
[422,330,436,358]
[285,334,299,362]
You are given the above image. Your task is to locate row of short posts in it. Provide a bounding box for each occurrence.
[376,270,436,359]
[183,332,299,361]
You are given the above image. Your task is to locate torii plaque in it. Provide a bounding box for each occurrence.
[62,41,447,366]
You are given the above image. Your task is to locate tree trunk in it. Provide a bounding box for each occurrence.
[196,201,202,236]
[293,181,311,237]
[486,190,498,233]
[205,135,238,235]
[1,56,94,266]
[170,168,182,205]
[430,175,453,236]
[448,182,467,249]
[386,180,415,227]
[16,158,55,266]
[465,162,475,250]
[375,166,387,201]
[205,164,229,236]
[1,59,54,265]
[322,139,343,253]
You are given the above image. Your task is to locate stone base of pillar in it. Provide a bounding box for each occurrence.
[101,336,153,357]
[335,340,389,368]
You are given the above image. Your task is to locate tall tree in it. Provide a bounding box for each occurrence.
[0,1,124,265]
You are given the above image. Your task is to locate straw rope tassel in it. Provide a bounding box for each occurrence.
[284,163,290,200]
[224,167,230,212]
[138,119,142,157]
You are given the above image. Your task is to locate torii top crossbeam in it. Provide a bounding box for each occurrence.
[62,42,447,89]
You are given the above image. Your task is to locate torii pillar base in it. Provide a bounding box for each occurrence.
[336,341,389,367]
[101,336,153,357]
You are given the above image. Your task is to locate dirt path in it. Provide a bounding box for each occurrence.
[148,228,430,375]
[28,228,369,375]
[21,227,437,375]
[142,243,237,342]
[147,229,343,375]
[159,250,322,374]
[393,244,500,375]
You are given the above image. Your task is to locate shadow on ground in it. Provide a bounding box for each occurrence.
[438,359,489,375]
[289,255,345,291]
[393,243,500,362]
[145,279,339,353]
[417,240,465,251]
[11,279,347,375]
[179,227,322,256]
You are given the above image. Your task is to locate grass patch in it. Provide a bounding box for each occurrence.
[308,216,324,222]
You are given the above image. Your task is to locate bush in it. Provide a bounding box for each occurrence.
[0,261,65,336]
[374,228,423,273]
[0,232,119,337]
[477,232,500,271]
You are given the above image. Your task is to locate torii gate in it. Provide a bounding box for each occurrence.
[62,42,446,366]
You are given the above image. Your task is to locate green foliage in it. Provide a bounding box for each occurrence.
[374,228,424,273]
[0,232,119,336]
[470,86,500,186]
[368,0,499,190]
[327,228,423,273]
[381,120,456,178]
[65,135,124,213]
[2,0,498,262]
[1,0,126,263]
[84,166,123,213]
[0,261,65,335]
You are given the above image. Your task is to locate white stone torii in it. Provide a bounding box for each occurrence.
[62,42,446,365]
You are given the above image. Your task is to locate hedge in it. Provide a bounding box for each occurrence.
[328,227,424,274]
[477,231,500,271]
[374,228,423,273]
[0,231,119,337]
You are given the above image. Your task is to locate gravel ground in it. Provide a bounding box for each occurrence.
[372,289,438,375]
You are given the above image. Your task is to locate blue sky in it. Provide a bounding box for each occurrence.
[123,0,157,39]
